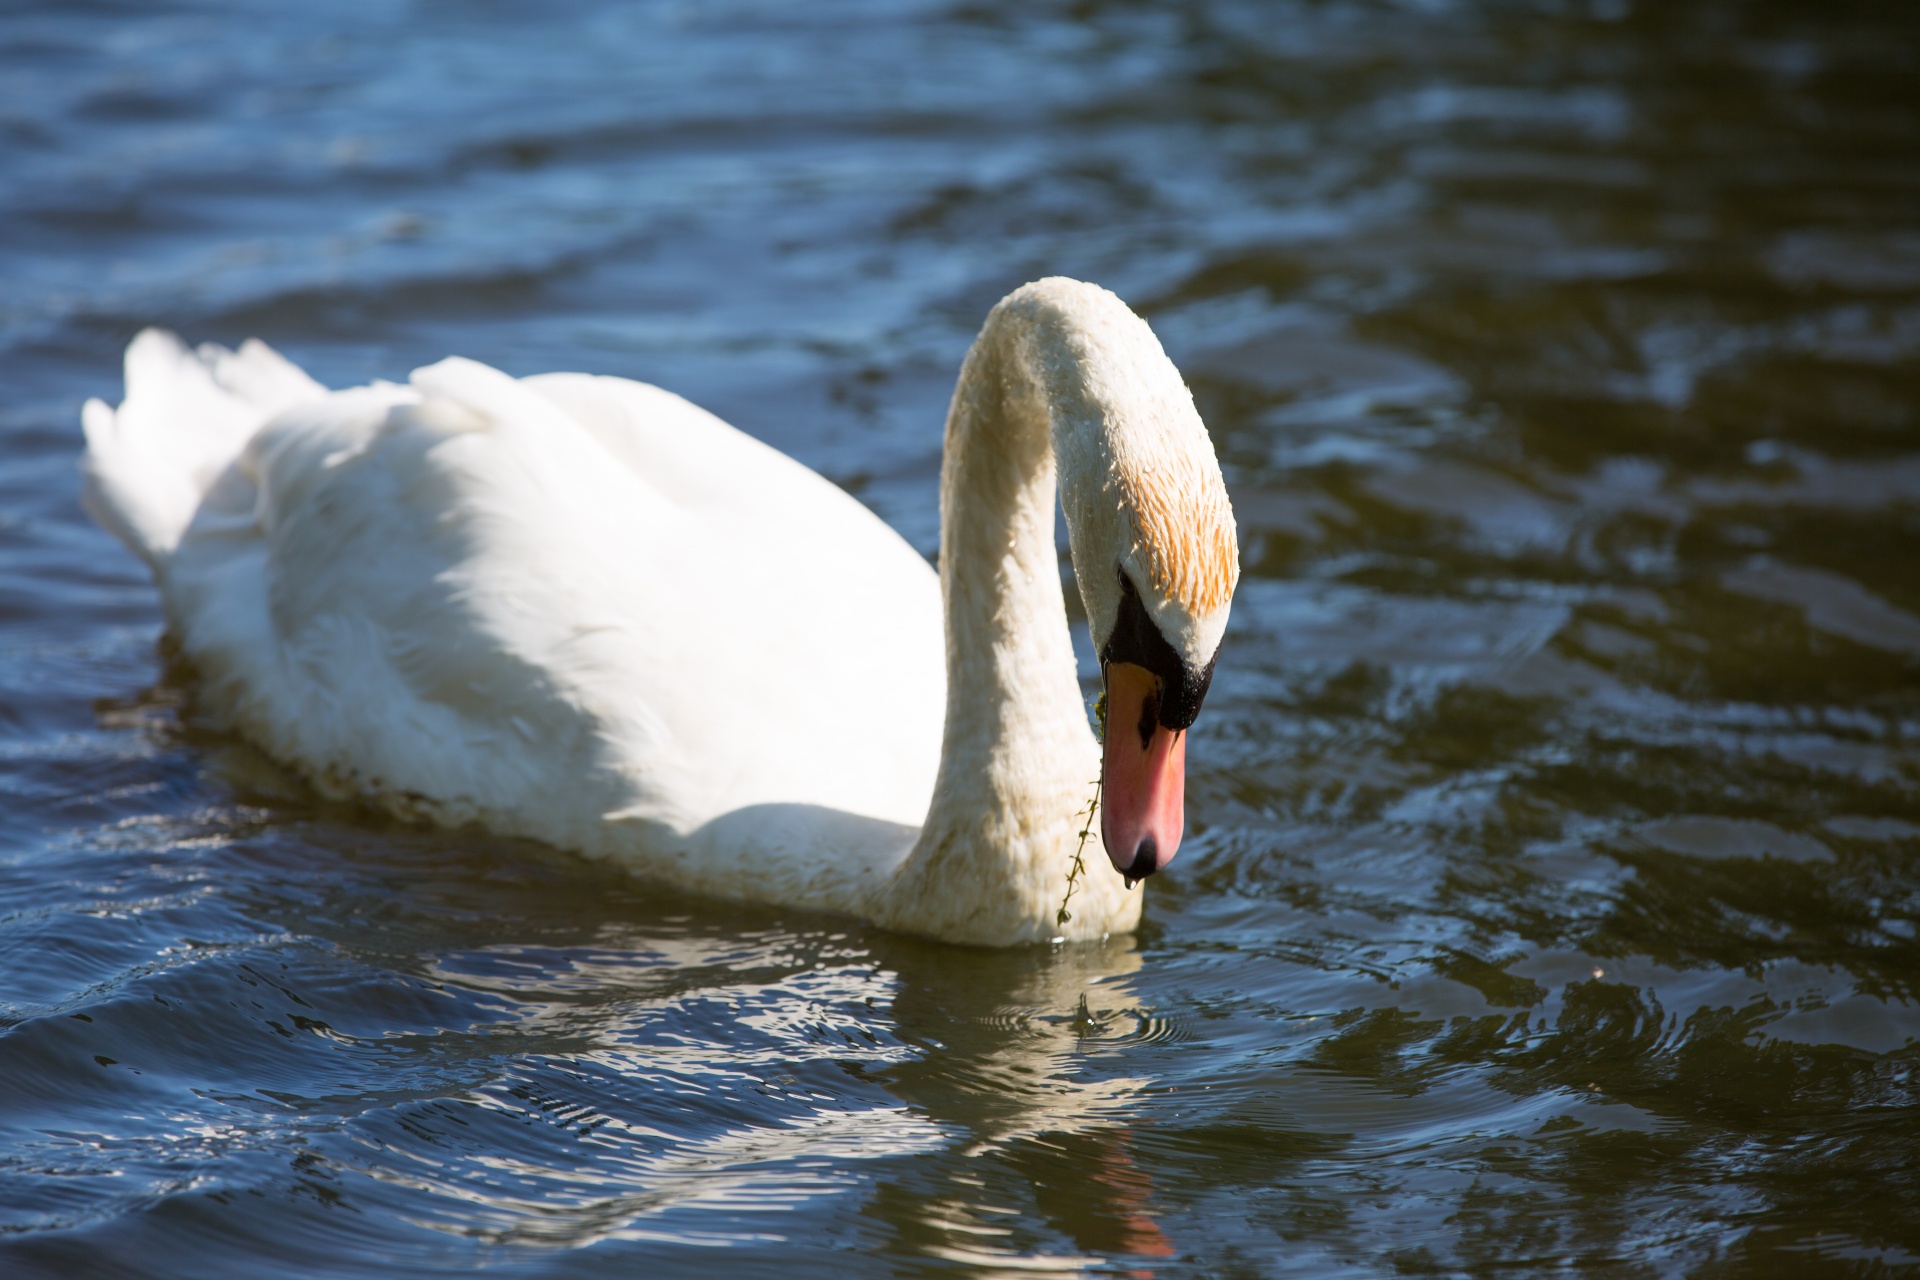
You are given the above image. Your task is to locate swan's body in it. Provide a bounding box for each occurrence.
[82,279,1236,945]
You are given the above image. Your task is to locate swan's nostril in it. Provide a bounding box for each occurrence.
[1125,836,1159,884]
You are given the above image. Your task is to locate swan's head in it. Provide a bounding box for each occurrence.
[1019,278,1240,882]
[1084,460,1237,884]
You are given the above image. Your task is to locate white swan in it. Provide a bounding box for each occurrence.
[80,278,1238,945]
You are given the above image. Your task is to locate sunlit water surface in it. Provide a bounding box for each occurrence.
[2,1,1918,1275]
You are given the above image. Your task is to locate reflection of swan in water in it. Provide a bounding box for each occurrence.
[873,932,1178,1270]
[882,934,1156,1144]
[81,279,1237,945]
[346,911,1175,1269]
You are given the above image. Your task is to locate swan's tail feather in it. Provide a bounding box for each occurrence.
[81,329,326,571]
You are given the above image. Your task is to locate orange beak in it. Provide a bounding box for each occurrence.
[1100,661,1186,883]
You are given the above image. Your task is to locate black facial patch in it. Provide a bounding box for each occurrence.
[1100,567,1215,731]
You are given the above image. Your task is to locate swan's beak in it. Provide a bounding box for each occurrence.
[1100,661,1186,883]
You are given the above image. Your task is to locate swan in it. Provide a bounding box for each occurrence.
[80,278,1238,946]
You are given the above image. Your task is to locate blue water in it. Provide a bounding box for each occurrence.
[3,1,1919,1275]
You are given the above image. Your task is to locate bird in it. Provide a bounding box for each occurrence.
[80,277,1238,946]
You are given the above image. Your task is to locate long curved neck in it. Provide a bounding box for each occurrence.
[876,286,1141,945]
[934,310,1092,800]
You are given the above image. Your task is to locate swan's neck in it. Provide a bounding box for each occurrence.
[876,291,1143,944]
[936,318,1092,800]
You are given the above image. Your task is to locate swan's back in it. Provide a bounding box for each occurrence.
[83,334,945,903]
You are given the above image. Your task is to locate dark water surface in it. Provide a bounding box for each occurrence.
[4,1,1919,1275]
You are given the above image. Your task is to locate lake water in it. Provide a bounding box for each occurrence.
[3,1,1918,1275]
